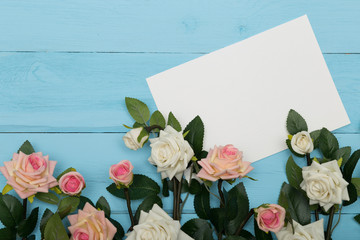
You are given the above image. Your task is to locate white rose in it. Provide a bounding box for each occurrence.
[291,131,314,155]
[148,126,194,180]
[276,219,324,240]
[123,127,149,150]
[126,204,193,240]
[300,160,349,211]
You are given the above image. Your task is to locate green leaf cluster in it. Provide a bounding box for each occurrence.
[0,195,38,239]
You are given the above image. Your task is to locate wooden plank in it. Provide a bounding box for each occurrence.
[0,0,359,53]
[0,53,358,133]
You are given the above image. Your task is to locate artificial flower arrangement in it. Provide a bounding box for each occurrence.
[0,97,359,240]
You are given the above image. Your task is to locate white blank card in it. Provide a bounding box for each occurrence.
[147,15,350,163]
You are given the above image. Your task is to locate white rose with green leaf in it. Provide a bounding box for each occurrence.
[300,160,349,211]
[123,127,149,150]
[148,125,194,180]
[290,131,314,155]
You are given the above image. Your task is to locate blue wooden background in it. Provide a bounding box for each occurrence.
[0,0,359,239]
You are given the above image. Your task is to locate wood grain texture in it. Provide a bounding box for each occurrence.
[0,0,359,238]
[0,53,358,133]
[0,0,359,53]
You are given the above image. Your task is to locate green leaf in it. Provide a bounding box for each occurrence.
[225,182,249,235]
[44,213,70,240]
[133,122,146,128]
[0,228,16,240]
[40,209,54,239]
[352,178,360,196]
[286,109,308,135]
[109,217,125,240]
[57,197,80,219]
[18,207,39,237]
[167,112,182,132]
[95,196,111,218]
[310,130,321,149]
[343,182,358,206]
[107,174,160,200]
[181,218,214,240]
[78,196,95,209]
[335,147,351,166]
[149,110,166,132]
[285,156,303,189]
[35,192,59,205]
[343,149,360,183]
[254,218,273,240]
[278,182,310,225]
[188,179,202,195]
[238,230,256,240]
[184,116,205,158]
[17,140,35,154]
[209,208,225,234]
[318,128,339,159]
[0,194,23,227]
[134,195,163,224]
[1,185,13,195]
[56,167,77,182]
[194,185,210,220]
[162,179,169,197]
[137,127,149,145]
[125,97,150,124]
[225,236,248,240]
[285,139,305,157]
[355,214,360,225]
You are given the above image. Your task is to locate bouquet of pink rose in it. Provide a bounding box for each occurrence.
[0,141,123,240]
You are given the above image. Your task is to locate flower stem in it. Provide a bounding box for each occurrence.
[173,179,180,220]
[326,206,335,240]
[235,208,255,236]
[218,180,225,208]
[315,209,319,221]
[22,198,27,240]
[305,153,311,166]
[144,125,164,133]
[177,178,182,221]
[124,188,135,231]
[217,180,225,240]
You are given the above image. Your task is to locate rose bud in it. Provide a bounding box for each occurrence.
[255,204,286,233]
[59,171,86,196]
[290,131,314,155]
[109,160,134,187]
[123,127,149,150]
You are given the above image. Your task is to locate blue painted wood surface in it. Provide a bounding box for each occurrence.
[0,1,359,239]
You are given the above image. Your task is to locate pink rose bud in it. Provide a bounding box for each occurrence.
[109,160,134,187]
[0,152,58,199]
[255,204,286,233]
[196,145,254,181]
[68,203,117,239]
[59,172,86,196]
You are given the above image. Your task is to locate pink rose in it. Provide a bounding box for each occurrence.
[0,152,57,199]
[59,172,85,196]
[255,204,286,233]
[196,145,254,181]
[109,160,134,187]
[68,203,117,240]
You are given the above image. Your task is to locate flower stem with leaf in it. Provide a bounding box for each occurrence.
[124,188,135,231]
[326,206,335,240]
[235,208,255,236]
